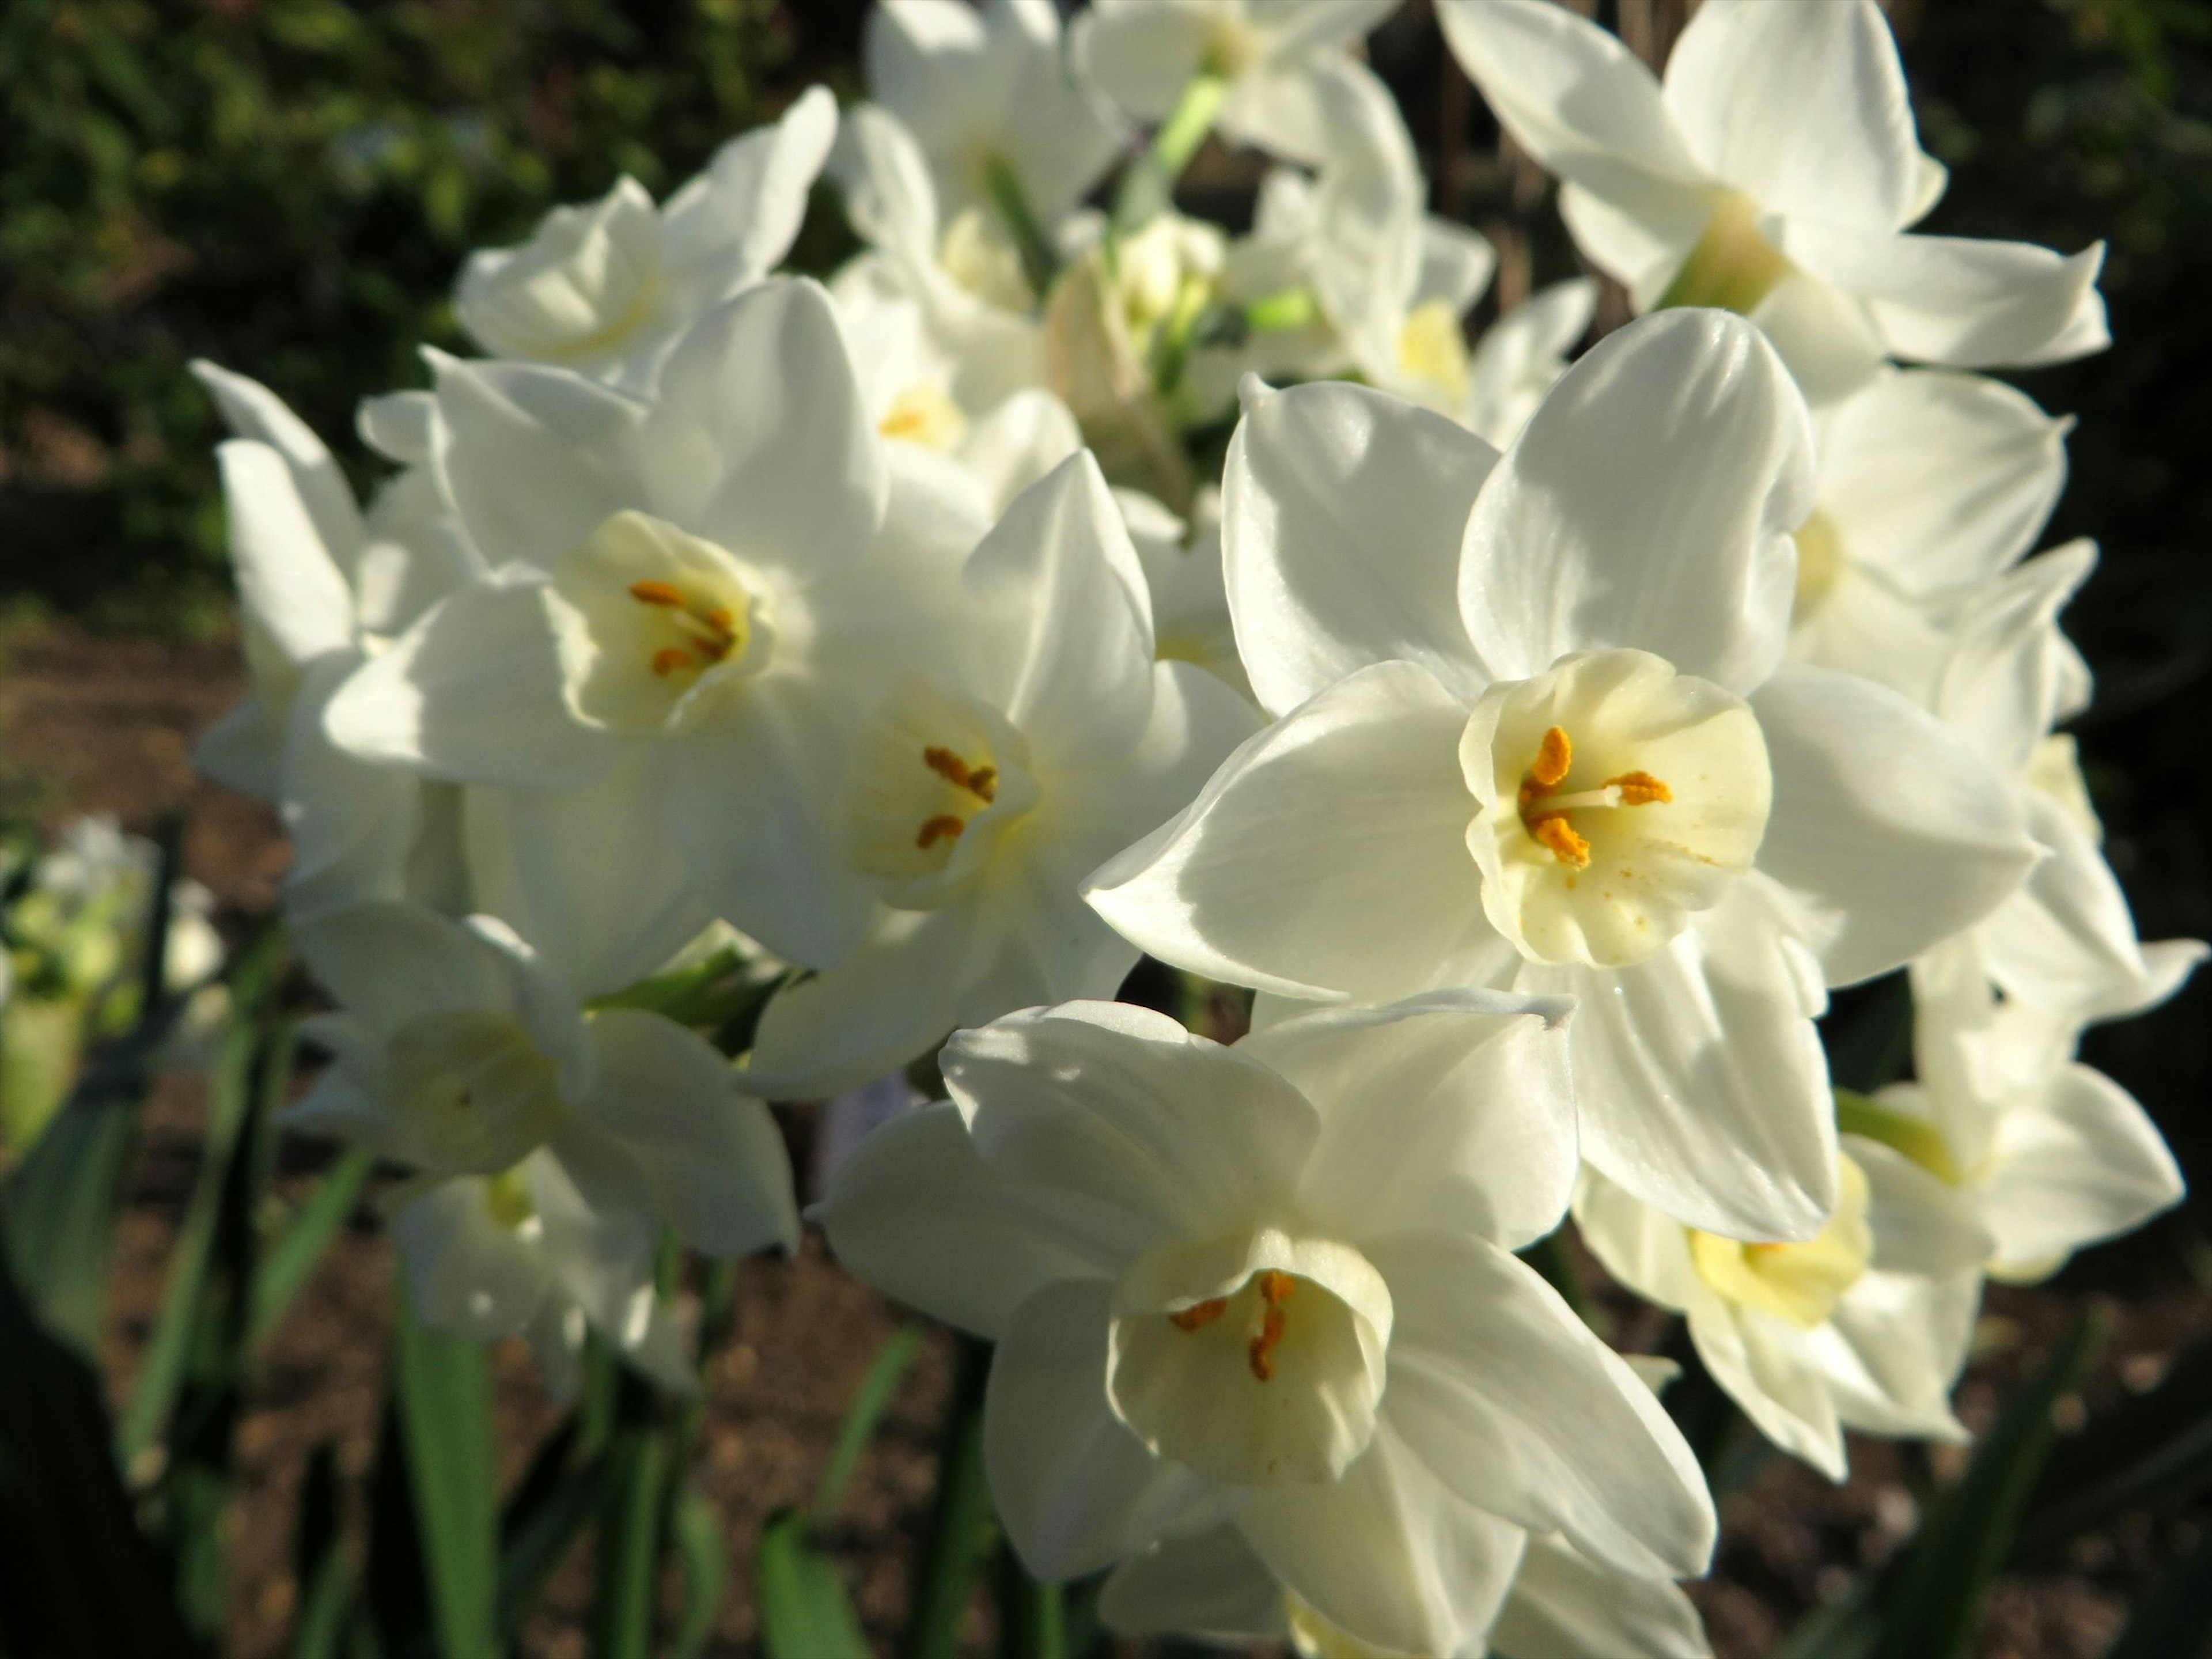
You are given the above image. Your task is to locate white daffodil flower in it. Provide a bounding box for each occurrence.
[1439,0,2108,403]
[1075,0,1403,167]
[191,362,481,922]
[1930,549,2207,1020]
[1462,278,1600,450]
[1096,1516,1714,1658]
[820,995,1715,1658]
[738,453,1257,1097]
[454,88,836,387]
[1577,1139,1992,1481]
[288,902,798,1381]
[1087,310,2040,1241]
[322,278,990,972]
[866,0,1124,229]
[1879,939,2184,1284]
[1788,369,2073,704]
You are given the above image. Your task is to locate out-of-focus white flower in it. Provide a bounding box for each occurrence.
[1075,0,1402,166]
[1088,310,2039,1241]
[323,279,988,974]
[1118,486,1249,700]
[1789,370,2072,704]
[1440,0,2108,402]
[289,901,797,1381]
[866,0,1123,228]
[821,995,1715,1657]
[455,89,836,387]
[1929,549,2207,1019]
[740,453,1256,1096]
[1577,1141,1990,1480]
[1462,278,1599,450]
[1882,940,2184,1283]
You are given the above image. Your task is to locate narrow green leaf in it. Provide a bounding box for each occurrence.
[291,1442,351,1659]
[813,1324,924,1524]
[904,1338,999,1659]
[995,1554,1063,1659]
[249,1149,376,1348]
[392,1293,500,1659]
[1870,1308,2108,1659]
[495,1418,607,1632]
[2104,1521,2212,1659]
[593,1425,671,1659]
[757,1509,870,1659]
[668,1488,729,1659]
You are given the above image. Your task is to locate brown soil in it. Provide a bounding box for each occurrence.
[3,619,2205,1658]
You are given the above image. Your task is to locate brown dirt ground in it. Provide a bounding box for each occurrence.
[3,618,2206,1658]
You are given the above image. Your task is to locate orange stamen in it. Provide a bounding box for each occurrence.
[1169,1297,1227,1332]
[923,747,997,802]
[1531,815,1592,868]
[651,646,696,677]
[916,814,966,850]
[629,579,687,608]
[1606,770,1673,805]
[1246,1271,1297,1382]
[1530,726,1573,790]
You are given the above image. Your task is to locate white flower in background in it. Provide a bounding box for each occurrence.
[820,995,1715,1657]
[739,453,1256,1097]
[1462,278,1599,449]
[1118,486,1250,700]
[1789,370,2072,704]
[1930,548,2207,1019]
[287,902,798,1384]
[1577,1137,1991,1480]
[455,88,836,387]
[866,0,1123,229]
[323,278,988,974]
[1076,0,1403,167]
[192,362,480,922]
[1440,0,2108,402]
[1881,940,2184,1283]
[1088,310,2040,1241]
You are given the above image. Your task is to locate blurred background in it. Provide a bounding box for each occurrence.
[2,1,2209,1654]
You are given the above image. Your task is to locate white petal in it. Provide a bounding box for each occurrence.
[192,360,365,571]
[1571,1166,1705,1314]
[1241,992,1578,1253]
[1459,309,1814,692]
[662,85,838,287]
[358,389,436,467]
[213,440,357,666]
[1235,1420,1528,1658]
[323,579,620,789]
[1365,1229,1715,1581]
[1223,377,1496,716]
[1085,661,1510,1005]
[194,696,283,802]
[1981,1064,2183,1274]
[1071,2,1208,123]
[1550,878,1839,1242]
[1688,1298,1847,1479]
[1095,1525,1286,1642]
[1752,662,2039,985]
[830,102,941,263]
[579,1007,798,1258]
[279,657,429,922]
[1558,177,1717,305]
[1976,791,2169,1017]
[1813,1268,1979,1442]
[1934,541,2099,775]
[1490,1532,1716,1659]
[389,1178,551,1340]
[944,1000,1320,1244]
[291,899,510,1036]
[1662,0,1922,231]
[1848,1135,1995,1277]
[817,1102,1141,1338]
[741,908,969,1100]
[532,1134,662,1344]
[1745,268,1888,406]
[987,1281,1229,1581]
[641,279,887,570]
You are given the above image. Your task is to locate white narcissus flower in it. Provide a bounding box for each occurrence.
[1439,0,2108,402]
[288,902,798,1385]
[191,362,480,923]
[866,0,1124,229]
[1462,277,1600,450]
[1088,310,2040,1241]
[1925,548,2208,1021]
[820,995,1715,1658]
[1074,0,1402,167]
[1577,1139,1992,1480]
[1788,369,2072,704]
[739,453,1257,1096]
[1884,939,2185,1284]
[323,278,989,973]
[455,88,836,386]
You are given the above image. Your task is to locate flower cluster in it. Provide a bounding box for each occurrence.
[193,3,2194,1654]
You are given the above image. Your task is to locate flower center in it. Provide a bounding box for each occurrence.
[1514,724,1675,869]
[1792,510,1844,620]
[1397,298,1472,407]
[914,744,999,852]
[1655,191,1793,314]
[1166,1266,1298,1382]
[878,384,970,451]
[481,1163,539,1234]
[1202,15,1260,79]
[385,1009,565,1175]
[626,577,747,680]
[1690,1157,1873,1328]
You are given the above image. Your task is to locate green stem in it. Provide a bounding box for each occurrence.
[1152,71,1225,182]
[1243,286,1319,335]
[983,155,1058,301]
[903,1338,999,1659]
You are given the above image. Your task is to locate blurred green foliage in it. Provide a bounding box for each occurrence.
[0,0,827,631]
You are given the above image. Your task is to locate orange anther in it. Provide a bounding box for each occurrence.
[1249,1305,1288,1382]
[651,646,696,677]
[916,814,967,850]
[966,765,998,804]
[1605,770,1673,805]
[1530,726,1573,791]
[1256,1270,1296,1305]
[1531,815,1592,868]
[923,745,973,787]
[702,607,736,634]
[1169,1297,1227,1332]
[629,579,687,608]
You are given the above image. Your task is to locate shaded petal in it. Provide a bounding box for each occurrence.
[389,1179,550,1341]
[193,360,365,572]
[1459,309,1814,692]
[1981,1065,2184,1275]
[1095,1524,1285,1642]
[1753,662,2039,985]
[1812,1268,1978,1441]
[742,908,969,1100]
[1848,1137,1995,1277]
[213,440,356,666]
[1745,268,1888,406]
[291,899,510,1035]
[1085,661,1509,1005]
[1223,377,1495,716]
[1490,1532,1716,1659]
[281,657,427,922]
[1688,1297,1847,1479]
[662,86,838,287]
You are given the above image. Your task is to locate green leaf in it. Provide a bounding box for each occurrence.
[2103,1520,2212,1659]
[814,1324,924,1525]
[757,1508,870,1659]
[392,1293,501,1659]
[592,1422,671,1659]
[250,1147,376,1347]
[668,1488,729,1659]
[904,1338,1000,1659]
[995,1554,1064,1659]
[291,1442,352,1659]
[494,1418,607,1632]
